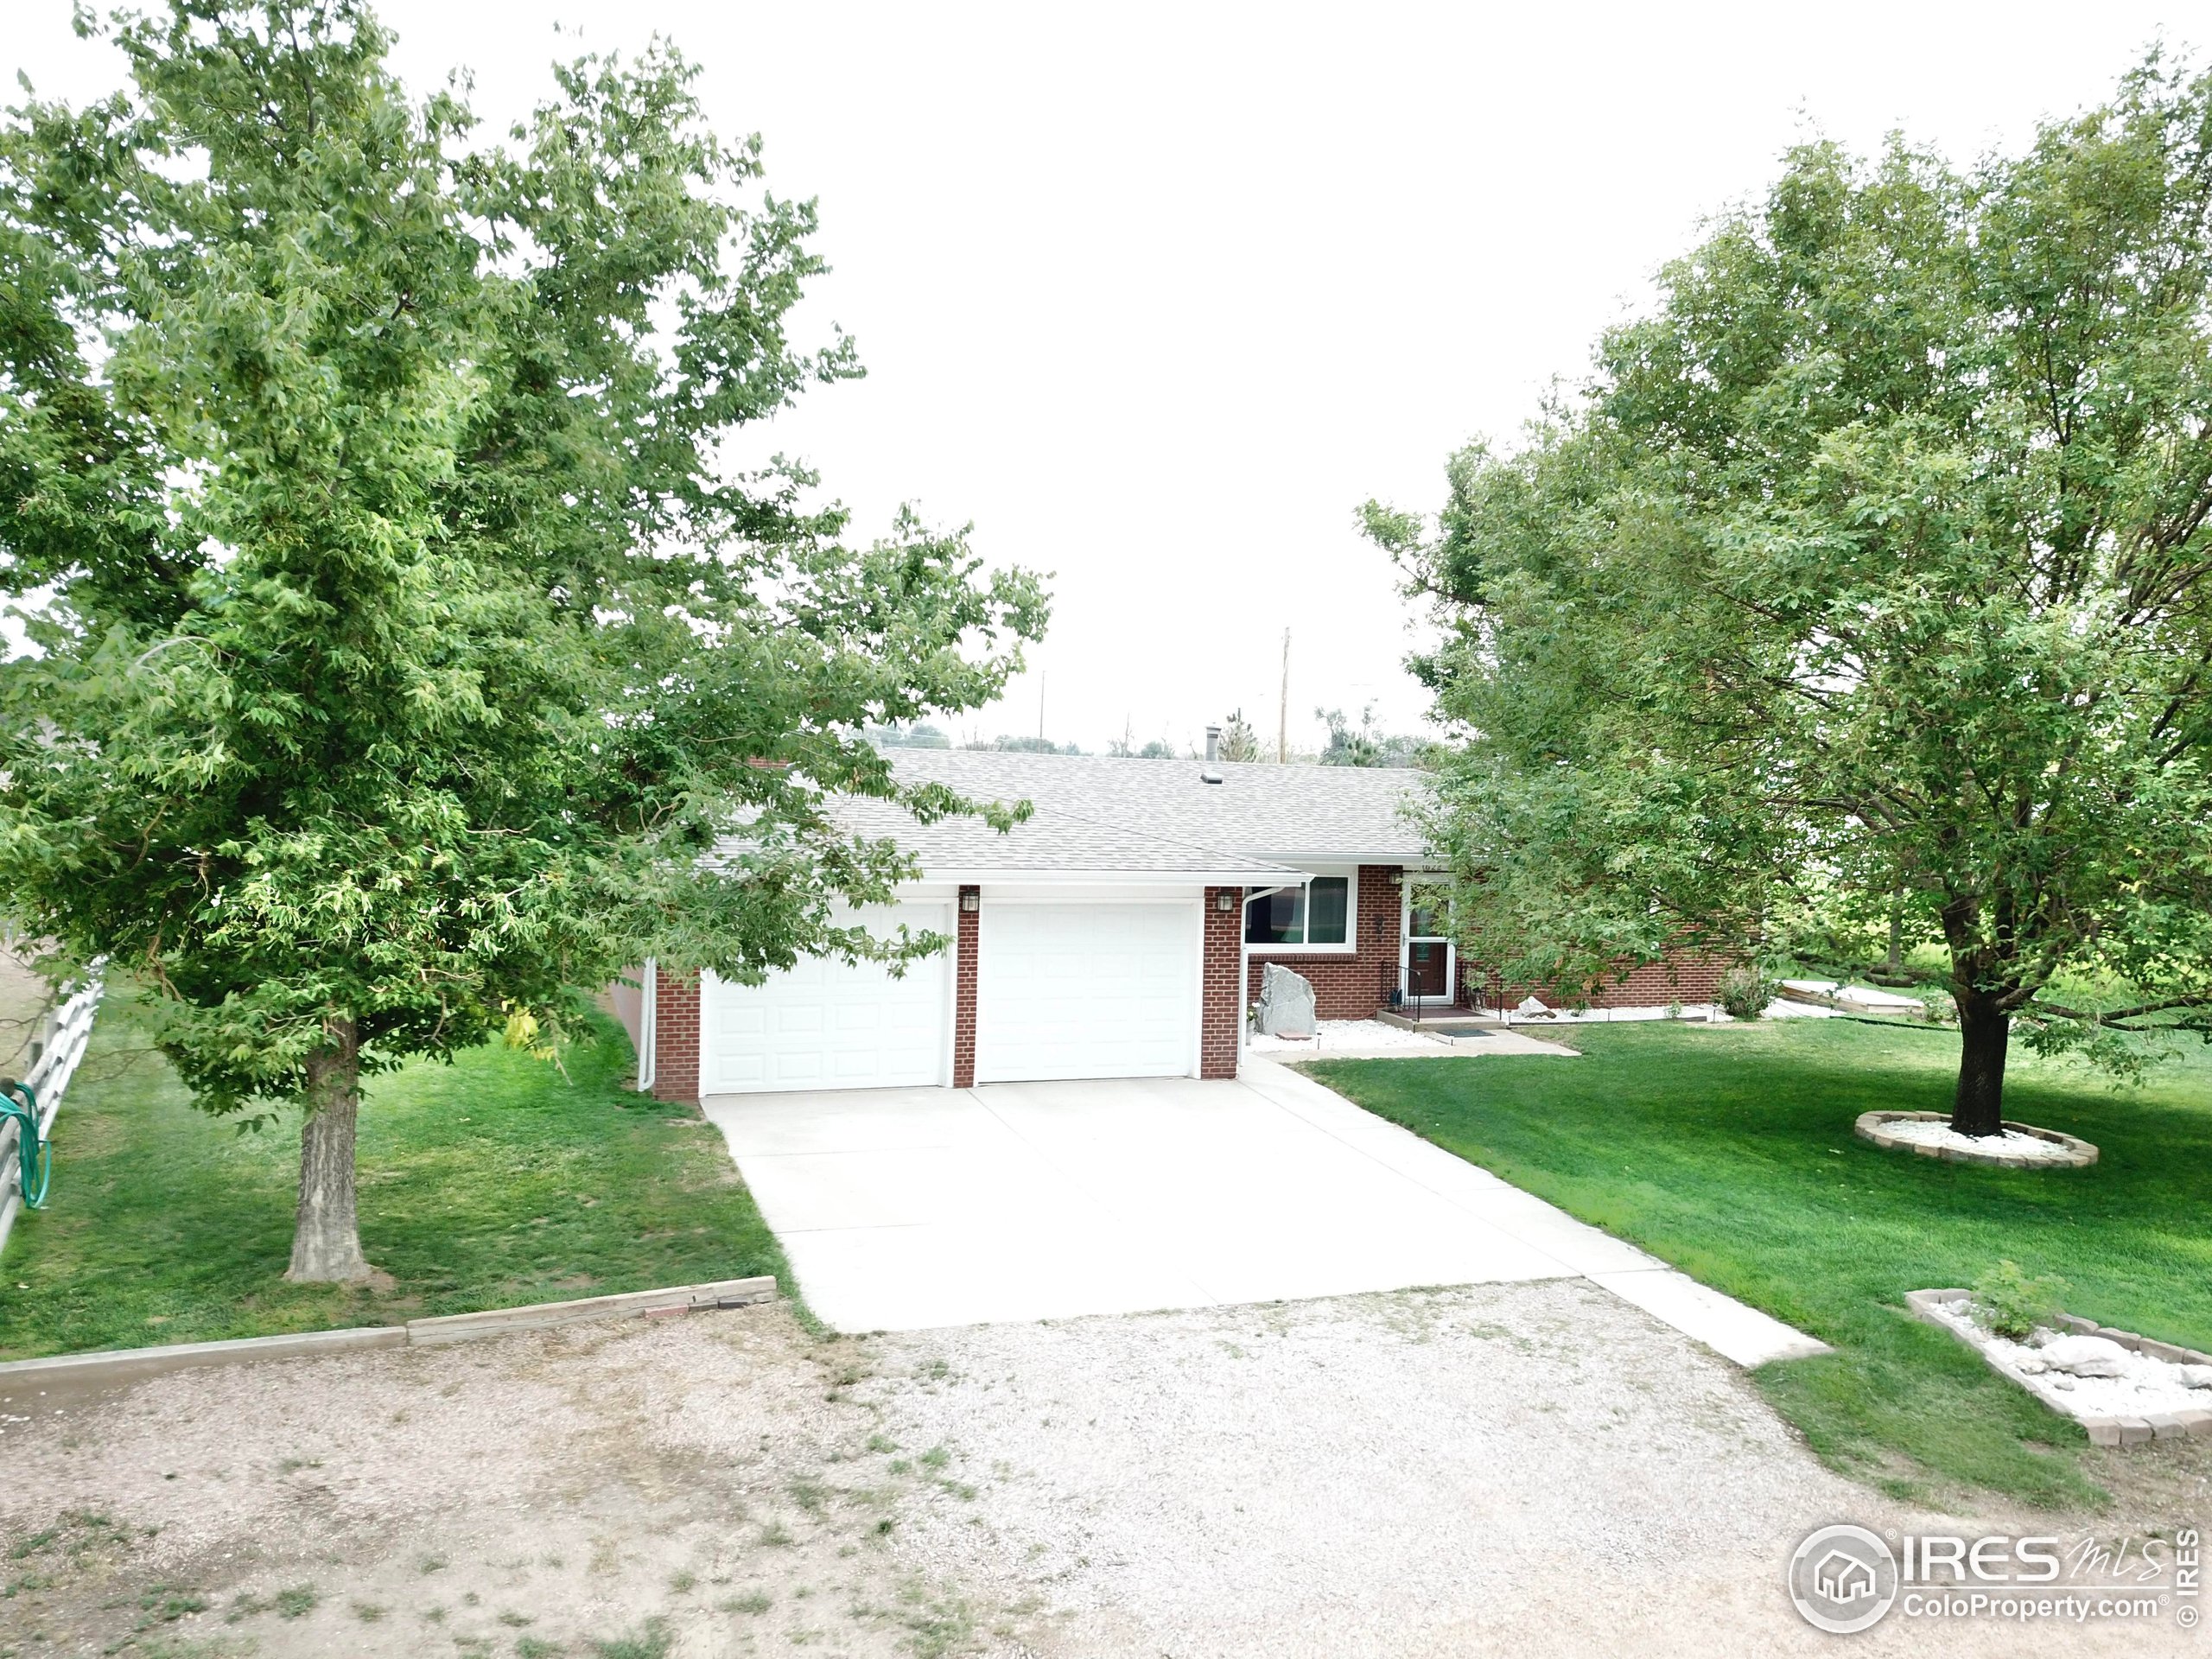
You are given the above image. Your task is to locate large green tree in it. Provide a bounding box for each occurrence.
[0,2,1045,1277]
[1368,56,2212,1135]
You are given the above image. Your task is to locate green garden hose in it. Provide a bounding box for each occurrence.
[0,1079,49,1209]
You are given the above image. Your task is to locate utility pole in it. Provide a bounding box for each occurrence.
[1038,670,1046,747]
[1278,627,1290,764]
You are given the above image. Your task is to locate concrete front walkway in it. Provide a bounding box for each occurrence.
[703,1059,1826,1366]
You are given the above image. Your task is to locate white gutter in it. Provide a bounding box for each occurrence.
[915,867,1310,887]
[1244,851,1432,866]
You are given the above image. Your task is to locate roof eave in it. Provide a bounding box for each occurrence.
[1243,850,1431,867]
[912,865,1311,887]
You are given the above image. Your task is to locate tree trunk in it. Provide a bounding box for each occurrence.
[287,1018,372,1282]
[1950,989,2010,1138]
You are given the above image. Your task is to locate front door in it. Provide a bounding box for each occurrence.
[1404,882,1454,1005]
[1407,939,1449,998]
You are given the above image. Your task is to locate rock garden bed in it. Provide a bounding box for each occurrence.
[1907,1287,2212,1446]
[1777,979,1933,1018]
[1250,1018,1454,1055]
[1855,1109,2097,1167]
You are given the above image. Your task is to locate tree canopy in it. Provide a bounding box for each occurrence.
[1217,709,1260,763]
[1367,54,2212,1133]
[1317,704,1426,769]
[0,1,1046,1274]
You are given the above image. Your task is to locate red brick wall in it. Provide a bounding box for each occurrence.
[1459,951,1731,1011]
[953,887,979,1089]
[637,884,1726,1104]
[1201,887,1244,1079]
[1245,865,1404,1020]
[651,963,702,1104]
[1589,954,1728,1007]
[1236,865,1731,1017]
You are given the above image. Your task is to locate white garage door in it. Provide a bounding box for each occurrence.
[699,905,950,1094]
[976,902,1198,1083]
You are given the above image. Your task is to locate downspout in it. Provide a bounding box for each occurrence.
[636,957,658,1093]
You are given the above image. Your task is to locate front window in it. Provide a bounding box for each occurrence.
[1246,877,1351,947]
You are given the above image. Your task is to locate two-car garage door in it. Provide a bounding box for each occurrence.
[697,899,1199,1094]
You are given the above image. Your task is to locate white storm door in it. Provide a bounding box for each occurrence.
[698,904,950,1094]
[974,902,1198,1083]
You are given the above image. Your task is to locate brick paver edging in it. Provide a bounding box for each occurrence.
[0,1274,777,1394]
[1855,1110,2098,1168]
[1904,1287,2212,1447]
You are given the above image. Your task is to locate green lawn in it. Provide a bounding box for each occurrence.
[1310,1018,2212,1510]
[0,987,788,1360]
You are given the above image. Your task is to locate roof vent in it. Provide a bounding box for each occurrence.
[1201,724,1223,783]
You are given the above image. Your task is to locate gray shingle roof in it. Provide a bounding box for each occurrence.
[841,749,1429,879]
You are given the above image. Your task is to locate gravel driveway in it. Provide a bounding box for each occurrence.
[0,1287,2178,1658]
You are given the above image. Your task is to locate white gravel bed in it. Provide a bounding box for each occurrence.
[1876,1116,2082,1161]
[1249,1018,1450,1053]
[1778,979,1933,1017]
[1929,1301,2212,1420]
[1505,1002,1726,1024]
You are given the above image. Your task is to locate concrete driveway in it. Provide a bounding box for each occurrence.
[704,1060,1822,1365]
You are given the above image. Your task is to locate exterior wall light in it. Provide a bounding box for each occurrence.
[1216,891,1236,912]
[959,892,980,912]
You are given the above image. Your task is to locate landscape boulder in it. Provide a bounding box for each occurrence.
[2037,1334,2130,1378]
[1256,963,1318,1038]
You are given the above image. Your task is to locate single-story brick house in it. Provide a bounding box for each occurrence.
[618,742,1723,1104]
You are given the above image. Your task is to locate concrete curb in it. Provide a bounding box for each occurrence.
[1905,1287,2212,1447]
[404,1275,778,1345]
[0,1325,407,1394]
[0,1274,779,1395]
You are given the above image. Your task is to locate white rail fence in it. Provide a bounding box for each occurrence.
[0,975,104,1259]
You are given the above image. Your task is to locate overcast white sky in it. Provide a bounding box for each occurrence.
[7,3,2197,753]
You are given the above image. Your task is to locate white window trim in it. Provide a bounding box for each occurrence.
[1245,868,1358,957]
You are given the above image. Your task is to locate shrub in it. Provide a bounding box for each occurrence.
[1717,964,1777,1021]
[1972,1260,2069,1341]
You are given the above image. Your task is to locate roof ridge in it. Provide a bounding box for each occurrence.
[855,745,1427,874]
